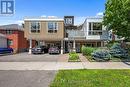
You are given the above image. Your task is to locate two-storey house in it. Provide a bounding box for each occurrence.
[24,18,64,54]
[64,16,109,53]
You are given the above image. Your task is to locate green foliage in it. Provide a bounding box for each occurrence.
[103,0,130,39]
[91,49,111,61]
[110,43,129,58]
[69,52,79,62]
[106,41,119,48]
[51,70,130,87]
[81,46,96,56]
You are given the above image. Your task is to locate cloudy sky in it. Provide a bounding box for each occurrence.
[0,0,105,25]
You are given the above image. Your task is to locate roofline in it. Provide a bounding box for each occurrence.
[24,18,64,21]
[0,34,6,38]
[86,16,103,19]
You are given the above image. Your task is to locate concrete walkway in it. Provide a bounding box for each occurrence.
[0,62,130,70]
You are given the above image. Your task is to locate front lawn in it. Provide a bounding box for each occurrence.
[50,69,130,87]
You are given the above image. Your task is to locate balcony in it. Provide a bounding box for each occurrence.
[87,30,109,40]
[67,30,109,40]
[67,30,86,40]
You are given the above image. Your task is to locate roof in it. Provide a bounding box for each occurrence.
[0,33,6,38]
[86,16,103,19]
[24,18,64,21]
[0,24,23,31]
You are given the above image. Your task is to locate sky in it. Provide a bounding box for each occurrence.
[0,0,106,25]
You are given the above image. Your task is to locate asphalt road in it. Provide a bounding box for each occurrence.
[0,53,60,62]
[0,70,57,87]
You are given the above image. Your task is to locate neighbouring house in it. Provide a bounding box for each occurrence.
[0,24,29,53]
[0,33,7,48]
[64,16,109,53]
[24,17,64,54]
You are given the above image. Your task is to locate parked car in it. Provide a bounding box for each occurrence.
[49,47,60,54]
[0,48,13,54]
[32,46,48,54]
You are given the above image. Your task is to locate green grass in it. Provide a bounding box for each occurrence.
[50,69,130,87]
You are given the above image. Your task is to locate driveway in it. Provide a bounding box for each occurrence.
[0,53,62,62]
[0,70,56,87]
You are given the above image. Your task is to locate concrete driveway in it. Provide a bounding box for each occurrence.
[0,53,62,62]
[0,70,56,87]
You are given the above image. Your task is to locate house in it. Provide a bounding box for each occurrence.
[24,16,109,54]
[64,16,109,53]
[24,17,64,54]
[0,33,7,48]
[0,24,29,53]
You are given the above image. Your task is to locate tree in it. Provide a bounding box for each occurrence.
[103,0,130,40]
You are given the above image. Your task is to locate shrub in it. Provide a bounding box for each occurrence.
[110,43,129,58]
[106,41,119,49]
[69,52,79,61]
[91,49,111,61]
[81,46,96,56]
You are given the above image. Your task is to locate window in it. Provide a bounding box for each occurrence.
[88,22,102,35]
[89,23,91,30]
[65,18,73,25]
[8,39,13,46]
[6,30,13,34]
[93,23,102,30]
[30,22,40,33]
[48,22,58,33]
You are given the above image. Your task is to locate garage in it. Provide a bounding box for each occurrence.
[0,34,7,48]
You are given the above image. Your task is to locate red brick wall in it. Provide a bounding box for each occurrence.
[0,30,29,52]
[18,31,28,49]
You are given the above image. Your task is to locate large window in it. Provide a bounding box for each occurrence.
[48,22,58,33]
[89,22,102,35]
[93,23,102,30]
[30,22,40,33]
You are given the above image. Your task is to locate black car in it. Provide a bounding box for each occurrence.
[32,46,48,54]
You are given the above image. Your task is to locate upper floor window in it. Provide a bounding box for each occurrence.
[89,22,102,35]
[6,30,13,34]
[48,22,58,33]
[30,22,40,33]
[65,18,73,25]
[93,23,102,30]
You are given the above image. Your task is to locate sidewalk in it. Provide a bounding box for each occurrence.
[0,62,130,70]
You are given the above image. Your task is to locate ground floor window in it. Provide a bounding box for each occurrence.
[7,39,13,46]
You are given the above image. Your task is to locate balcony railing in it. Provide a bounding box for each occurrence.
[67,30,85,37]
[67,30,109,40]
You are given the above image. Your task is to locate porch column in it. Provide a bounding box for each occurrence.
[73,40,76,52]
[42,41,45,45]
[61,40,63,54]
[28,39,32,54]
[101,41,104,47]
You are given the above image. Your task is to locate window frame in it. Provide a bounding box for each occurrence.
[6,30,13,34]
[7,39,13,46]
[48,22,58,33]
[30,21,41,33]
